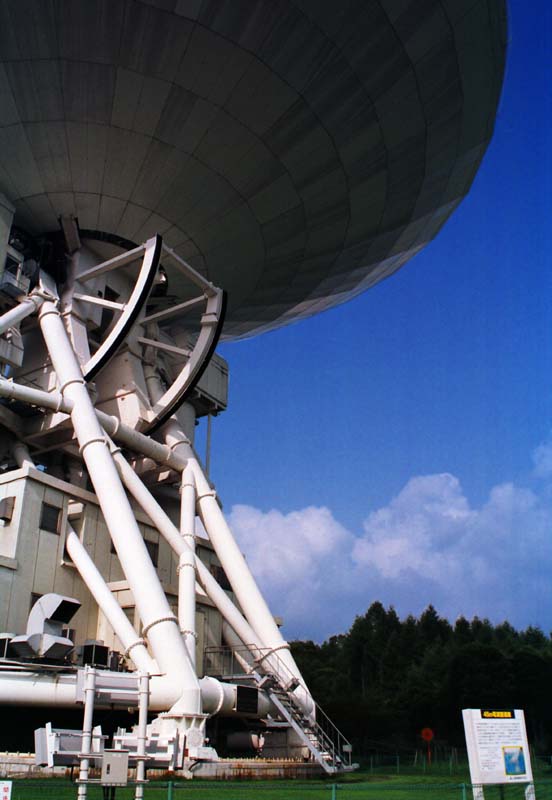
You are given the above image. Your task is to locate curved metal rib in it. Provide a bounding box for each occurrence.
[140,288,226,434]
[83,235,162,382]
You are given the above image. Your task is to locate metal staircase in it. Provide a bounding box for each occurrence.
[204,645,355,774]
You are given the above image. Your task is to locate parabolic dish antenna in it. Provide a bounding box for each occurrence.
[0,0,506,340]
[0,0,508,776]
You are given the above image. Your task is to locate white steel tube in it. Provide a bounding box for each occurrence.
[135,673,149,800]
[78,666,96,800]
[65,528,157,675]
[166,425,304,680]
[222,621,255,666]
[108,443,263,652]
[0,671,77,706]
[11,439,35,470]
[38,296,200,714]
[198,675,272,717]
[0,293,45,335]
[179,467,197,667]
[0,669,269,716]
[0,378,189,473]
[9,388,139,696]
[143,366,311,705]
[0,377,63,409]
[2,376,312,709]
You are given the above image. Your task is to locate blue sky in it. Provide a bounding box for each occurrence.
[196,1,552,641]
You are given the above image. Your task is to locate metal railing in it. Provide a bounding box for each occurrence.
[204,644,353,772]
[3,778,550,800]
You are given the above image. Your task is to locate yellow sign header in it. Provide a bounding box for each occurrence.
[481,710,514,719]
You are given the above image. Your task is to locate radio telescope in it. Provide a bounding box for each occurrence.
[0,0,506,786]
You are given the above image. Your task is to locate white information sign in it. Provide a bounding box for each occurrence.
[463,709,535,799]
[0,781,12,800]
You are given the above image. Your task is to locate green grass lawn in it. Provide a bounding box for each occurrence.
[7,763,552,800]
[8,774,550,800]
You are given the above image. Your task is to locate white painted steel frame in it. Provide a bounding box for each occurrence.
[0,260,312,719]
[10,440,156,676]
[143,367,313,715]
[107,440,263,652]
[179,467,197,667]
[0,291,47,335]
[0,376,188,472]
[82,235,162,381]
[0,374,314,712]
[78,667,96,800]
[37,272,201,717]
[2,440,269,717]
[67,232,226,431]
[65,527,157,675]
[141,287,226,433]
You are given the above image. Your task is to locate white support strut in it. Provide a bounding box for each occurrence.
[10,440,157,676]
[107,440,263,652]
[142,364,314,715]
[179,466,197,668]
[0,376,189,472]
[0,291,46,335]
[36,274,200,716]
[78,666,96,800]
[64,527,157,675]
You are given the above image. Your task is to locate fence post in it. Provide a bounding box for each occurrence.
[167,779,174,800]
[396,755,400,774]
[331,783,337,800]
[461,782,467,800]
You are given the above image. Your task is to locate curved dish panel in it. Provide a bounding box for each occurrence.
[0,0,507,339]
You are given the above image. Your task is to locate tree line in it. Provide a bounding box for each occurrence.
[290,603,552,754]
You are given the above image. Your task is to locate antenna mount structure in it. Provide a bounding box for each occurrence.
[0,0,506,784]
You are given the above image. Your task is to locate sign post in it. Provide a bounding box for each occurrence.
[0,781,12,800]
[462,709,535,800]
[421,728,434,767]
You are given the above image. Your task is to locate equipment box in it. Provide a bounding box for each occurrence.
[101,750,129,786]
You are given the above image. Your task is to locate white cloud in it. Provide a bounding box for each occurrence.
[226,505,354,633]
[532,435,552,477]
[352,473,472,579]
[224,440,552,640]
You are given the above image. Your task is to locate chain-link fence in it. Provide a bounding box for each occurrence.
[4,779,552,800]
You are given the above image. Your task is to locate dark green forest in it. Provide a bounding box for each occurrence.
[290,603,552,755]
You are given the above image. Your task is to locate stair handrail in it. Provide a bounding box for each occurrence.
[203,643,353,769]
[251,645,352,768]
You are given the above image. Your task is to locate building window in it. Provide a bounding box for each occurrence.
[40,502,61,534]
[122,607,134,624]
[145,539,159,567]
[122,606,139,630]
[109,539,159,567]
[0,496,15,523]
[210,564,232,591]
[30,592,42,612]
[111,539,159,566]
[62,538,73,565]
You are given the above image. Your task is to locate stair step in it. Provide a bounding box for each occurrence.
[263,680,348,774]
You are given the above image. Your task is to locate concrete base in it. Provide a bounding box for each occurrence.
[0,752,65,778]
[188,758,325,780]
